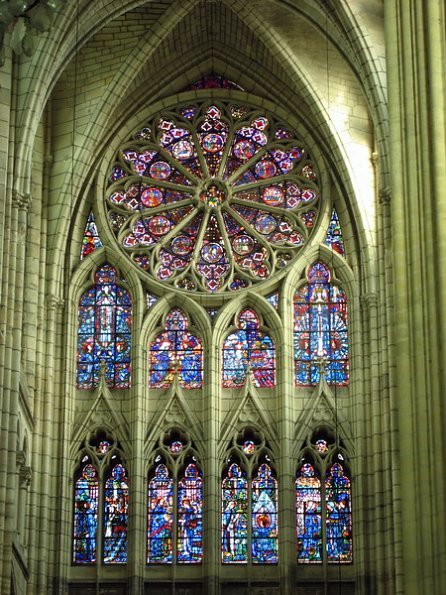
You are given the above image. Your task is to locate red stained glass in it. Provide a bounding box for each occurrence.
[105,101,322,293]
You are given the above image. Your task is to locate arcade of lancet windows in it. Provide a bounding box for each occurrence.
[72,97,352,570]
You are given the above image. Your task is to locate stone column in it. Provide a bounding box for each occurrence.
[385,2,446,593]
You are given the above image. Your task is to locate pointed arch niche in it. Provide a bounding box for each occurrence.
[294,261,349,386]
[72,430,129,565]
[147,429,203,565]
[77,263,132,389]
[221,428,278,565]
[149,307,203,389]
[295,427,353,565]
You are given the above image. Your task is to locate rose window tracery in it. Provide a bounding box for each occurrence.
[105,102,322,293]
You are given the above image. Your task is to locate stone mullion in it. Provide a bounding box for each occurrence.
[30,295,64,594]
[386,1,446,593]
[377,188,400,595]
[129,325,145,595]
[204,330,219,595]
[361,291,385,594]
[0,191,21,593]
[278,296,296,594]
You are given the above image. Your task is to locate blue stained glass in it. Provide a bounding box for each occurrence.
[222,464,248,563]
[326,463,352,563]
[266,292,279,309]
[103,463,129,564]
[324,209,345,256]
[149,308,203,389]
[222,309,276,388]
[251,464,278,564]
[73,464,99,564]
[177,464,203,564]
[296,463,322,563]
[147,464,174,564]
[77,264,132,389]
[294,263,348,386]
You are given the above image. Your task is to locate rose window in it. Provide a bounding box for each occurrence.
[105,102,321,293]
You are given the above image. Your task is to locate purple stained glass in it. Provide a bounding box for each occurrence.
[73,464,99,564]
[296,463,322,563]
[149,308,203,389]
[77,264,132,389]
[103,463,129,564]
[80,211,103,260]
[294,262,349,386]
[251,464,278,564]
[324,209,345,256]
[326,463,352,563]
[222,463,248,563]
[189,74,244,90]
[222,308,276,388]
[147,464,174,564]
[105,101,321,293]
[177,464,203,564]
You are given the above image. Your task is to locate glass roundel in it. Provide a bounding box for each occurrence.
[105,101,322,294]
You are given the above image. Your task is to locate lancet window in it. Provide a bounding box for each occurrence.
[221,430,278,564]
[222,308,276,388]
[149,308,203,388]
[72,433,129,565]
[296,430,352,563]
[77,263,132,389]
[294,262,349,386]
[147,432,203,564]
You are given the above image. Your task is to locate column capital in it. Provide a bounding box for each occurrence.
[48,295,65,311]
[19,466,32,487]
[379,186,391,205]
[361,292,378,309]
[12,190,32,212]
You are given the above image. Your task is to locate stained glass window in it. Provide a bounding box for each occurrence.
[73,463,99,564]
[149,308,203,389]
[104,101,321,294]
[324,209,345,256]
[251,464,278,564]
[103,463,129,564]
[147,464,174,564]
[294,262,349,386]
[77,263,132,389]
[177,463,203,564]
[325,463,352,563]
[295,463,322,563]
[222,463,248,563]
[189,74,244,90]
[222,308,276,388]
[80,211,103,260]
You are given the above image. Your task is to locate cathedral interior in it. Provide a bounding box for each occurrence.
[0,1,445,594]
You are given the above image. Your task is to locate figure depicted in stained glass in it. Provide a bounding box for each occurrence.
[295,463,322,563]
[105,101,322,294]
[103,463,129,564]
[221,463,248,563]
[149,308,203,389]
[294,262,349,386]
[77,264,132,389]
[324,209,345,256]
[222,308,276,388]
[73,463,99,564]
[80,211,103,260]
[325,463,352,563]
[177,464,203,564]
[251,464,278,564]
[147,464,174,564]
